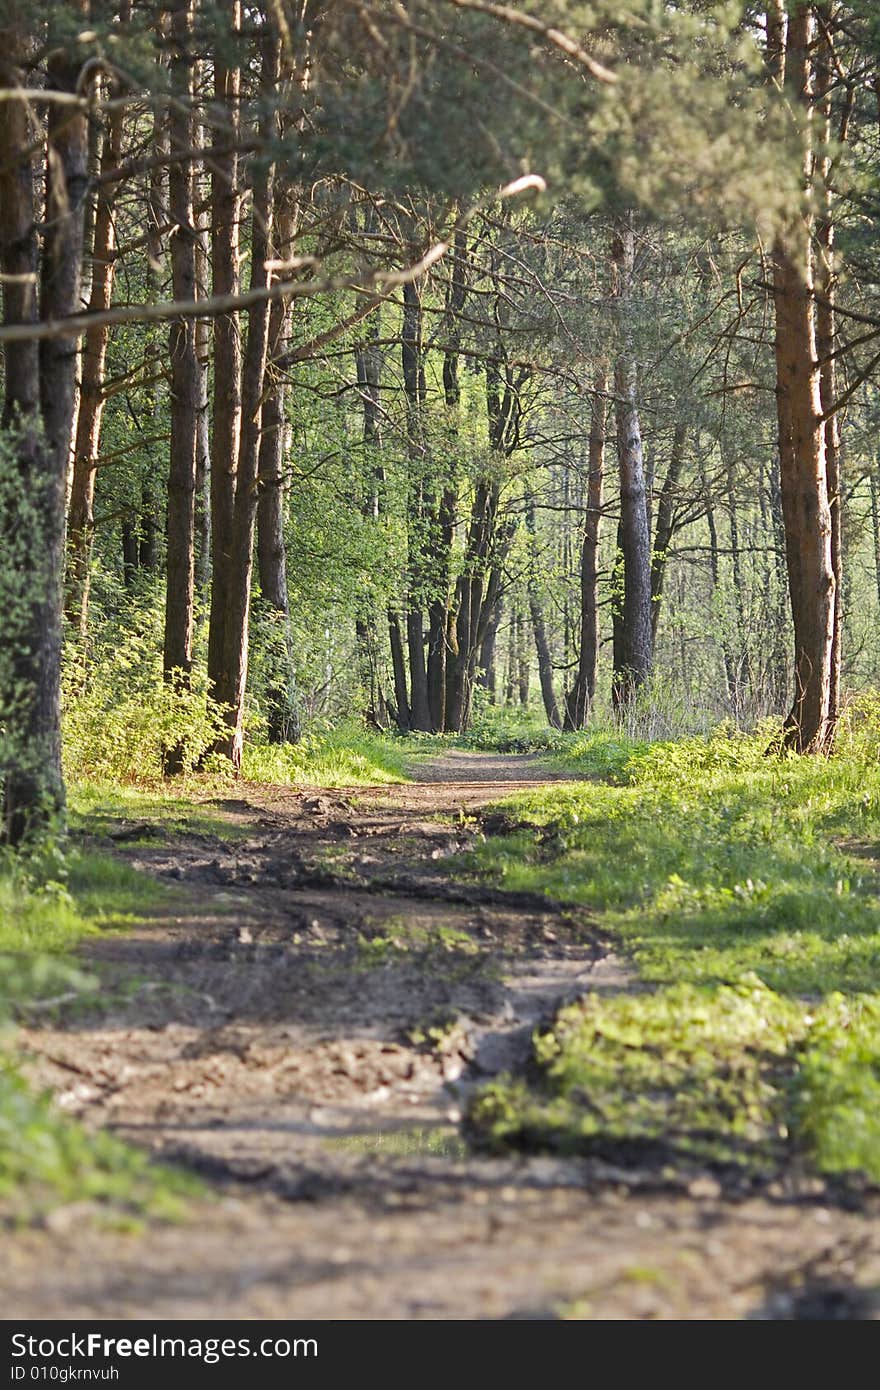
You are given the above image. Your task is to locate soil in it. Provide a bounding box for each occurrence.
[4,750,880,1320]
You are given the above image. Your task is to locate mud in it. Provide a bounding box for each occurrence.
[4,753,880,1320]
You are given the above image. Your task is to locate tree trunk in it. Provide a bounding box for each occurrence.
[207,0,242,709]
[388,610,411,730]
[478,599,502,699]
[193,118,211,601]
[770,4,836,752]
[427,229,466,730]
[871,470,880,617]
[401,275,432,731]
[525,491,560,728]
[256,196,300,744]
[611,219,653,710]
[65,93,124,636]
[162,0,200,773]
[565,365,607,727]
[351,283,389,728]
[517,608,530,707]
[650,421,686,642]
[215,33,280,768]
[816,6,843,731]
[0,25,87,842]
[716,442,747,719]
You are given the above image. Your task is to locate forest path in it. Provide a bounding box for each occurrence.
[5,752,880,1319]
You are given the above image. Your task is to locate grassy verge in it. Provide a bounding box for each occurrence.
[241,722,411,786]
[0,848,198,1223]
[464,721,880,1183]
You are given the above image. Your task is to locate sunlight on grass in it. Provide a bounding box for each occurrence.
[464,719,880,1182]
[0,845,200,1221]
[242,723,410,786]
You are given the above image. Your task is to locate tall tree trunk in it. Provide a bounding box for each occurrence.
[445,344,519,733]
[401,275,432,731]
[138,111,167,581]
[816,4,844,731]
[705,488,735,707]
[193,107,211,600]
[478,599,502,699]
[766,451,790,705]
[504,612,517,704]
[207,0,242,709]
[650,421,686,642]
[517,608,530,707]
[352,288,390,728]
[611,217,653,710]
[770,3,836,751]
[1,24,87,842]
[215,33,280,767]
[388,611,411,730]
[725,444,747,717]
[426,484,456,731]
[525,490,560,728]
[427,228,466,731]
[257,195,300,744]
[163,0,200,773]
[871,469,880,617]
[529,594,561,729]
[566,365,608,727]
[65,93,124,635]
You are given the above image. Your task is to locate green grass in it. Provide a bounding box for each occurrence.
[0,1061,197,1224]
[0,845,199,1221]
[242,722,411,786]
[69,781,252,840]
[471,977,804,1171]
[464,719,880,1182]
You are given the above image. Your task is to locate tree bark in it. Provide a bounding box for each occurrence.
[163,0,200,773]
[256,195,300,744]
[1,23,87,842]
[478,599,502,699]
[65,93,124,636]
[193,105,211,600]
[207,0,242,709]
[610,218,653,710]
[352,284,390,728]
[517,608,530,707]
[525,490,560,728]
[401,275,432,731]
[214,33,280,767]
[426,229,466,731]
[388,610,411,730]
[565,365,608,727]
[815,5,843,731]
[771,6,836,752]
[650,421,686,642]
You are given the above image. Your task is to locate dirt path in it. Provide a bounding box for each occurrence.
[5,753,880,1319]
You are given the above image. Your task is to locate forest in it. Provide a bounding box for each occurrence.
[3,0,880,1327]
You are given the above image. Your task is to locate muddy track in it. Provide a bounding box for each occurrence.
[5,752,880,1319]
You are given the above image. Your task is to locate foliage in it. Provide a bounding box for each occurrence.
[0,842,197,1220]
[63,591,227,784]
[242,722,411,786]
[464,712,880,1180]
[470,978,805,1170]
[0,1061,195,1222]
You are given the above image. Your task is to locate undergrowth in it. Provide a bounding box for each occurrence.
[0,844,198,1223]
[465,705,880,1184]
[241,722,410,786]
